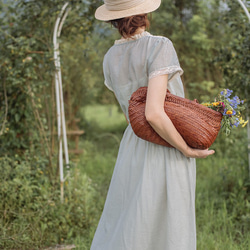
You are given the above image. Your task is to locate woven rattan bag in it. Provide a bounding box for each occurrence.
[128,87,223,149]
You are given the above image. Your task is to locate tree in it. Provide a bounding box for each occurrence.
[215,0,250,112]
[0,0,100,173]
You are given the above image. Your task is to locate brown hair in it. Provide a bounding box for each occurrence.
[110,14,150,38]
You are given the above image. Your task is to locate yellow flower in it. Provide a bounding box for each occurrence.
[239,117,244,124]
[242,120,248,128]
[226,110,233,115]
[202,103,211,106]
[212,102,220,106]
[238,117,248,127]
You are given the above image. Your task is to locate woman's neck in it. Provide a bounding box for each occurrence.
[133,27,146,35]
[122,27,146,39]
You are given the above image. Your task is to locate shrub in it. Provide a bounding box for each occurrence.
[0,155,99,249]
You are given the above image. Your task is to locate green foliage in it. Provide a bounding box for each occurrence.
[60,28,117,123]
[0,0,100,157]
[0,104,127,249]
[196,127,250,246]
[196,157,250,249]
[0,1,105,248]
[214,1,250,112]
[0,154,99,249]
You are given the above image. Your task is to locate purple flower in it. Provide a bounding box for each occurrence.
[228,99,236,109]
[227,95,241,109]
[232,118,240,127]
[226,89,233,97]
[221,89,233,98]
[233,96,241,104]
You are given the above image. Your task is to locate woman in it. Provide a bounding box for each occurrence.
[91,1,214,249]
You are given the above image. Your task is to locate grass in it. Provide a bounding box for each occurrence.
[81,104,127,132]
[73,104,250,249]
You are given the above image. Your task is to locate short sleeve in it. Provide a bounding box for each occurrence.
[103,54,113,91]
[104,80,113,91]
[147,37,183,80]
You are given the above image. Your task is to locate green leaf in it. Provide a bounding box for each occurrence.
[15,113,20,122]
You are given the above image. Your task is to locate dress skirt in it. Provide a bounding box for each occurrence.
[90,124,196,250]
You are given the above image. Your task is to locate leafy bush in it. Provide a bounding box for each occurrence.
[0,155,99,249]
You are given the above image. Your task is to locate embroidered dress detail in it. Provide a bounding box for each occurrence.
[149,66,184,80]
[114,31,152,45]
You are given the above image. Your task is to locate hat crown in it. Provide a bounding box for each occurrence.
[95,0,161,21]
[105,0,145,11]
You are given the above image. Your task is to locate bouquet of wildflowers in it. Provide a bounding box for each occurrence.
[202,89,248,135]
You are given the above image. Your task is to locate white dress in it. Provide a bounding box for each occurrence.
[90,32,196,250]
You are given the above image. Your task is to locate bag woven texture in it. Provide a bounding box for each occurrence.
[128,87,222,149]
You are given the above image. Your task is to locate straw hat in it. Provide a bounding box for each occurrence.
[95,0,161,21]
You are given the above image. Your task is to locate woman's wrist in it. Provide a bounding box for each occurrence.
[180,145,193,158]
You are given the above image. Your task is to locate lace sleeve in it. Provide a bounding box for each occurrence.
[147,37,183,81]
[149,65,183,80]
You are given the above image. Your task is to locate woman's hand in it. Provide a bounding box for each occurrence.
[183,147,215,159]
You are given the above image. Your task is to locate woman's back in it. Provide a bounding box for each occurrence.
[103,32,184,120]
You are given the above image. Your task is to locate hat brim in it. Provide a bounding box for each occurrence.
[95,0,161,21]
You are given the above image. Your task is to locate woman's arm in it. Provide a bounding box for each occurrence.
[145,74,215,158]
